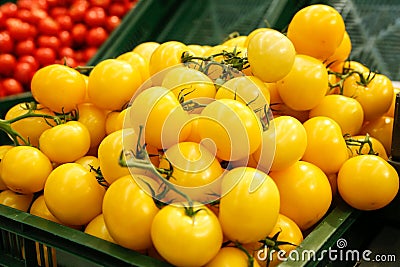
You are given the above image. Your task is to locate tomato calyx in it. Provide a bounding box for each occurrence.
[180,99,207,111]
[118,125,199,207]
[222,240,255,267]
[181,47,249,72]
[344,133,378,157]
[0,102,78,145]
[222,31,241,43]
[254,103,273,131]
[89,165,110,189]
[74,65,95,75]
[328,63,376,95]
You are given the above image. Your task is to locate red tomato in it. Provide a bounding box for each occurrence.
[109,3,128,17]
[86,27,108,47]
[0,3,18,18]
[18,55,39,70]
[69,1,89,22]
[2,78,24,95]
[37,35,61,51]
[30,8,48,24]
[14,61,37,85]
[58,30,72,47]
[71,23,87,46]
[105,15,120,32]
[49,7,68,18]
[59,46,74,58]
[38,17,60,35]
[55,14,73,30]
[15,39,36,56]
[31,8,48,24]
[0,53,16,76]
[34,47,56,67]
[84,7,106,27]
[0,31,13,53]
[84,47,98,62]
[0,82,7,97]
[6,18,32,41]
[16,9,35,24]
[90,0,111,8]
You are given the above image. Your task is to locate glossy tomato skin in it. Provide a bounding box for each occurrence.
[75,155,100,172]
[148,41,189,76]
[0,189,33,212]
[77,103,107,149]
[151,203,223,267]
[39,121,91,164]
[31,64,86,113]
[88,59,142,111]
[0,145,13,191]
[216,75,271,112]
[158,141,223,188]
[13,61,37,85]
[309,94,364,136]
[29,194,65,225]
[325,31,352,69]
[198,98,262,161]
[86,26,108,47]
[254,115,307,172]
[132,41,160,63]
[0,31,13,54]
[337,155,399,210]
[97,129,131,185]
[161,65,216,100]
[117,51,149,82]
[0,53,17,76]
[205,246,260,267]
[247,28,296,82]
[1,146,53,194]
[287,4,345,60]
[343,73,394,121]
[44,162,105,226]
[84,214,116,243]
[129,86,191,150]
[267,214,304,267]
[219,167,280,244]
[1,78,24,96]
[251,214,304,267]
[269,161,332,231]
[5,102,55,147]
[361,116,393,156]
[302,116,349,174]
[276,54,329,111]
[102,175,158,250]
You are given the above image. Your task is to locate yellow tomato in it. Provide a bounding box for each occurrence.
[247,29,296,82]
[84,214,116,243]
[149,41,190,76]
[269,161,332,230]
[219,167,280,243]
[302,116,349,174]
[338,155,399,210]
[132,41,160,62]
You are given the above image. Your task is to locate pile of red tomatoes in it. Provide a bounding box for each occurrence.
[0,0,137,96]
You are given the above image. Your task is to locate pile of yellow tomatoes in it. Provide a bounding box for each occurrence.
[0,4,399,267]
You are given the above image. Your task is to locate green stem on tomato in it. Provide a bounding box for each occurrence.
[344,133,377,156]
[118,124,197,211]
[234,241,255,267]
[0,102,76,146]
